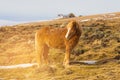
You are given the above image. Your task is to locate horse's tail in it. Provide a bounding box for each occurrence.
[35,31,38,51]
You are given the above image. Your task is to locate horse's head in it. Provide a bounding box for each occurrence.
[65,20,80,40]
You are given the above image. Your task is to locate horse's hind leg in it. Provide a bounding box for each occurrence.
[36,44,44,67]
[43,44,49,65]
[36,43,49,67]
[35,32,44,67]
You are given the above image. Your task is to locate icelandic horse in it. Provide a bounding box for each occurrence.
[35,20,82,67]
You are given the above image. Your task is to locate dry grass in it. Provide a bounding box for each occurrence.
[0,12,120,80]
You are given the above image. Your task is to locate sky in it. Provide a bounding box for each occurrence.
[0,0,120,21]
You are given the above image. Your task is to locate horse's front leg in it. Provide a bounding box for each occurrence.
[43,44,49,65]
[63,48,71,66]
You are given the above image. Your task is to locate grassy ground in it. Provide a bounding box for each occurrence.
[0,12,120,80]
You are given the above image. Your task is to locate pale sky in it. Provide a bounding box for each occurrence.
[0,0,120,21]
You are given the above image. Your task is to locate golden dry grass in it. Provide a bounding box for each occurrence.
[0,12,120,80]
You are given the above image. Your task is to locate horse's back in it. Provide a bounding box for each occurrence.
[36,27,66,49]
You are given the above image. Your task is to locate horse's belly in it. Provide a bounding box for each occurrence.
[46,38,65,49]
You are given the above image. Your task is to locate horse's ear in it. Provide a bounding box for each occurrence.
[76,21,82,33]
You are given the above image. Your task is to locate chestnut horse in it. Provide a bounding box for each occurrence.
[35,20,82,67]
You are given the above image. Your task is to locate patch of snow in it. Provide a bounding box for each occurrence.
[79,61,97,64]
[80,19,90,22]
[0,63,37,69]
[109,13,116,16]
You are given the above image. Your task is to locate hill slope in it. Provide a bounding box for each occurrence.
[0,12,120,80]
